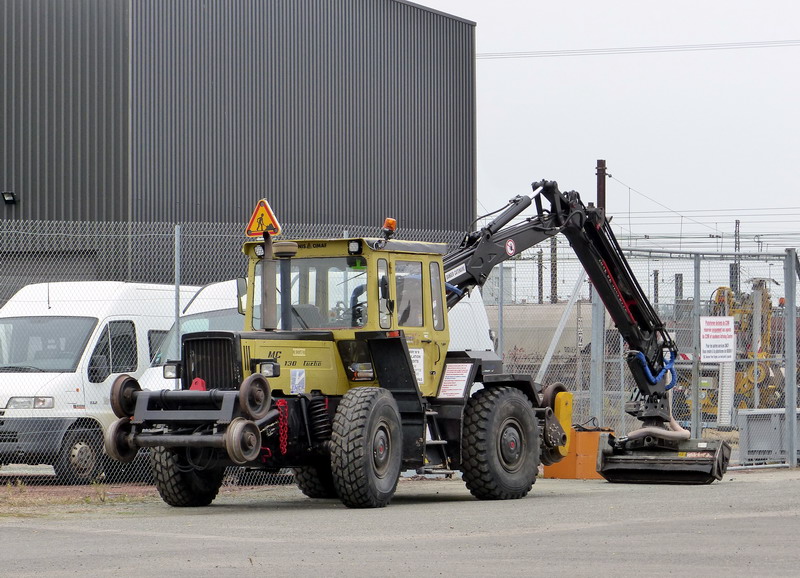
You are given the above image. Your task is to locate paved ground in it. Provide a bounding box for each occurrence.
[1,468,799,577]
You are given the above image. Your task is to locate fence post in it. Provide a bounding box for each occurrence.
[174,224,182,362]
[498,262,504,362]
[590,282,605,425]
[691,253,701,435]
[784,249,797,467]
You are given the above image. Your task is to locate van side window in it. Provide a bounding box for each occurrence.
[88,321,137,383]
[395,260,423,327]
[148,330,168,363]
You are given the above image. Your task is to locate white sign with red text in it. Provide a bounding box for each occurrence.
[700,316,736,362]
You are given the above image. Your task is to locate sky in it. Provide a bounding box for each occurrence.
[415,0,800,255]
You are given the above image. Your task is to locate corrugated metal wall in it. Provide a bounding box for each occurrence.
[130,0,476,231]
[2,0,475,230]
[0,0,129,221]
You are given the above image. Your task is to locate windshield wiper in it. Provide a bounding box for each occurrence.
[0,365,45,373]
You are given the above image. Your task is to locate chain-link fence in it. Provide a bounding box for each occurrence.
[484,239,800,469]
[1,219,797,489]
[0,219,463,487]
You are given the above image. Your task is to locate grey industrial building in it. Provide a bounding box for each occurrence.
[1,0,476,230]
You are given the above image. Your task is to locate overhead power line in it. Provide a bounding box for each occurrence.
[607,175,717,233]
[476,39,800,60]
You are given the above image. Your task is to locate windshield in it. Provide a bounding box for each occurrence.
[151,308,245,366]
[0,316,98,373]
[254,256,368,330]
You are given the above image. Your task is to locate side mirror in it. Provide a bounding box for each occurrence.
[88,354,110,383]
[379,277,390,300]
[236,277,247,314]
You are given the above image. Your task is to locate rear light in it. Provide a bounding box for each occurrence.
[337,340,375,382]
[349,362,374,381]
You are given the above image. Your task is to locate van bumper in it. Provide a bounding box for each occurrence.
[0,417,74,464]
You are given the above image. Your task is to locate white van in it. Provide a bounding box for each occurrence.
[0,281,197,483]
[139,279,245,391]
[447,289,496,352]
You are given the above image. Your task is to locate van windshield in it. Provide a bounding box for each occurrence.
[150,308,245,366]
[0,316,98,373]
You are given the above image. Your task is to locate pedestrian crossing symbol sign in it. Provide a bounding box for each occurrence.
[245,199,282,237]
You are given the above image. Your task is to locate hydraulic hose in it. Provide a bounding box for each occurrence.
[624,389,691,442]
[629,350,677,390]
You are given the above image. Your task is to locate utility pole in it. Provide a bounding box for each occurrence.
[596,160,607,210]
[590,159,608,423]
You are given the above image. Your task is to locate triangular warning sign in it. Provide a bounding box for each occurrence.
[245,199,282,237]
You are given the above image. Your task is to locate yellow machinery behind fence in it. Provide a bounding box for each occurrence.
[680,280,784,418]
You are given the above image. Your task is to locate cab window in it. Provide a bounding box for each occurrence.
[378,259,391,329]
[395,261,423,327]
[429,262,445,331]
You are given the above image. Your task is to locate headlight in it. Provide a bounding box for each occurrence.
[258,361,281,377]
[163,363,182,379]
[6,396,55,409]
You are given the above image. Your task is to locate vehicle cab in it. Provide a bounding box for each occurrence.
[236,237,451,397]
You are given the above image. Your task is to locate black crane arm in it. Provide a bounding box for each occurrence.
[443,180,677,397]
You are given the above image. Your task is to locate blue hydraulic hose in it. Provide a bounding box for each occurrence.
[631,350,677,390]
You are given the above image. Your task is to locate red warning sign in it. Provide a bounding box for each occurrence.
[245,199,282,237]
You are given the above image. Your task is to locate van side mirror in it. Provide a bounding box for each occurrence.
[88,354,110,383]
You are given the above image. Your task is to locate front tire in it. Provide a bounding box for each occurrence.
[461,386,540,500]
[330,387,402,508]
[150,446,226,507]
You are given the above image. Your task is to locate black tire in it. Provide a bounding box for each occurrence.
[54,426,104,485]
[461,386,540,500]
[330,387,402,508]
[293,459,338,499]
[150,446,226,507]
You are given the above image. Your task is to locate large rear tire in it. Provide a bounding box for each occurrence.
[150,446,225,507]
[461,386,540,500]
[293,458,338,499]
[330,387,402,508]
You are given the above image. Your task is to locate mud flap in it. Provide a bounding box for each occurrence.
[596,433,731,484]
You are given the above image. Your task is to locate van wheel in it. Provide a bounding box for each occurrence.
[54,426,104,485]
[150,446,225,507]
[462,386,540,500]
